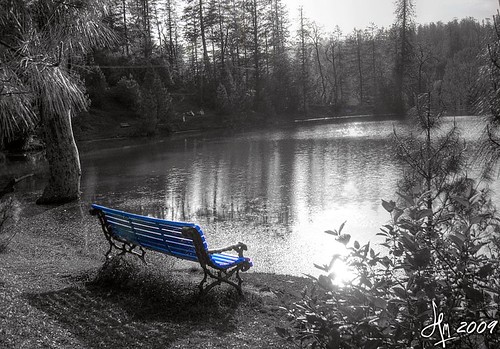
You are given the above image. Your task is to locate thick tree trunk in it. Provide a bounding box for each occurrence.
[37,108,81,205]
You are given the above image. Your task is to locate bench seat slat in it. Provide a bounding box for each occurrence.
[106,215,208,250]
[211,253,239,262]
[109,226,198,254]
[95,205,192,227]
[107,222,199,257]
[210,253,246,268]
[107,213,194,236]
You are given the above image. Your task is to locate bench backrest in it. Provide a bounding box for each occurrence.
[91,204,208,262]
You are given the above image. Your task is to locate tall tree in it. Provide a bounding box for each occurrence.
[298,6,309,115]
[250,0,261,107]
[476,9,500,180]
[0,0,114,204]
[394,0,415,112]
[310,23,327,104]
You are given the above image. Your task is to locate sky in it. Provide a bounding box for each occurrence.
[284,0,498,34]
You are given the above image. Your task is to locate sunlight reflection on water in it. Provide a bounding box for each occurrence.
[66,116,500,278]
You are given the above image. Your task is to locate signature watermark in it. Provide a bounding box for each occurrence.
[420,301,498,347]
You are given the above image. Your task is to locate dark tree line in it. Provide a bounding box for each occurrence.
[83,0,493,120]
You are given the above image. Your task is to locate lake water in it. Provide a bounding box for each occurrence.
[10,116,500,277]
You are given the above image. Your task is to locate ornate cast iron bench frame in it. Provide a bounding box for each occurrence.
[90,204,253,295]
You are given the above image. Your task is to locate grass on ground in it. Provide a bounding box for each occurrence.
[0,198,310,348]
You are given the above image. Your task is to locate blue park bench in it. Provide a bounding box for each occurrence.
[90,204,253,295]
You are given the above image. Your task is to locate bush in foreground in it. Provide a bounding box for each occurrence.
[277,92,500,348]
[278,184,500,348]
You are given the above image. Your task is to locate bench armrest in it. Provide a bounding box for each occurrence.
[208,242,248,258]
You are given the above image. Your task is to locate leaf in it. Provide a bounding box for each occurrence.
[470,242,486,255]
[336,234,351,245]
[372,297,387,309]
[363,241,371,258]
[393,207,404,222]
[354,240,360,249]
[328,254,342,270]
[303,273,318,281]
[338,220,346,235]
[401,231,417,252]
[318,275,335,291]
[381,199,396,213]
[397,191,414,206]
[449,234,464,249]
[393,286,406,299]
[325,229,338,236]
[470,192,482,205]
[314,263,329,272]
[452,196,470,208]
[360,275,373,288]
[416,209,433,220]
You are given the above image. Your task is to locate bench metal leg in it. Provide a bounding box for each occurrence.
[198,270,208,294]
[199,266,244,296]
[105,239,147,265]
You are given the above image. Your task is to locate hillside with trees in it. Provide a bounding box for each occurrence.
[78,0,493,126]
[1,0,496,145]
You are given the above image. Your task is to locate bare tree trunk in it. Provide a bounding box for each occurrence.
[356,31,364,105]
[199,0,210,73]
[331,43,338,106]
[313,32,326,104]
[153,3,162,56]
[122,0,129,56]
[37,108,81,205]
[218,0,226,69]
[199,0,210,103]
[299,7,307,116]
[252,0,260,107]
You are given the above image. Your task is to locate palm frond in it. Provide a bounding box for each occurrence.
[0,66,37,144]
[0,0,115,144]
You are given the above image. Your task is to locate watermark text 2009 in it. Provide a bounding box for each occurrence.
[420,301,498,348]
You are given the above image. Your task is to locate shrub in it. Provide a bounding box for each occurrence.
[138,69,172,135]
[277,91,500,348]
[108,75,142,111]
[278,187,500,348]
